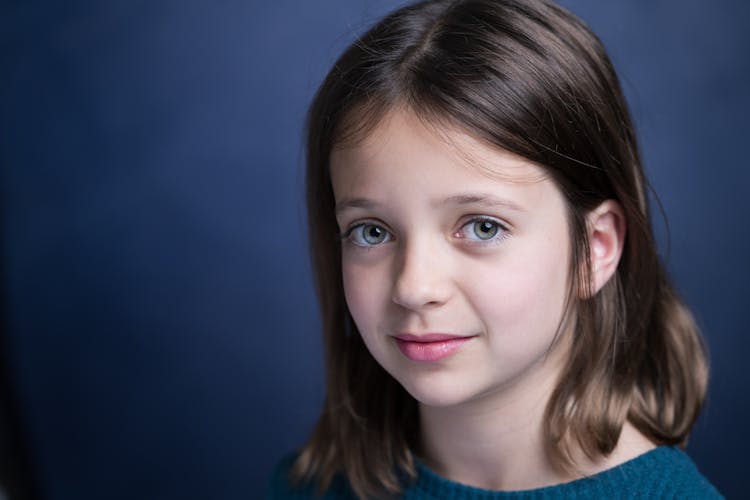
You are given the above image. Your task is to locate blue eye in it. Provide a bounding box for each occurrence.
[347,223,392,247]
[458,218,507,242]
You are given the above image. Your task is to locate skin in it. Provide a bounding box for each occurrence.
[330,107,653,491]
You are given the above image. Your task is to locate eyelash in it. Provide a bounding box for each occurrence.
[341,217,510,248]
[342,222,394,248]
[454,216,510,245]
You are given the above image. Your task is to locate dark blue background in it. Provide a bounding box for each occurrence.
[1,1,748,498]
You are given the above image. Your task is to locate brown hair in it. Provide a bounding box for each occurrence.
[293,0,708,497]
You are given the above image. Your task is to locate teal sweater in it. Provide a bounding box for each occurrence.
[267,446,722,499]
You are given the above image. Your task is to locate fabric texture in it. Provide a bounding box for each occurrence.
[267,446,722,499]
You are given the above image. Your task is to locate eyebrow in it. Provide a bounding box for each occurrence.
[441,194,526,212]
[335,194,525,214]
[334,198,379,214]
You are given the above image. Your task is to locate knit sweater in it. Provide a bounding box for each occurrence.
[267,446,722,499]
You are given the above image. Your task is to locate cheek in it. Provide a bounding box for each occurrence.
[341,257,389,333]
[468,243,570,338]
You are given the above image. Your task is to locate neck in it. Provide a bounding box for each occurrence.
[417,352,656,491]
[418,356,565,490]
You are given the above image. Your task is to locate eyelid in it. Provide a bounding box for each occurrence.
[340,218,390,237]
[454,215,511,244]
[341,220,394,247]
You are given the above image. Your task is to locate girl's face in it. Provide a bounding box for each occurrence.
[330,108,572,409]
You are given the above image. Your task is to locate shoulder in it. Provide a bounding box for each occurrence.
[599,446,723,499]
[657,447,724,498]
[407,446,723,499]
[266,453,357,500]
[267,448,723,499]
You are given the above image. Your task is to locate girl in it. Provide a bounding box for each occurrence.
[270,0,721,497]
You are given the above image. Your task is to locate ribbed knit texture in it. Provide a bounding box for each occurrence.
[267,446,723,499]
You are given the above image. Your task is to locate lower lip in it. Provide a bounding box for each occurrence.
[394,337,473,362]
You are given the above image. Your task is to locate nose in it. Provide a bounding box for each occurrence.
[391,238,452,311]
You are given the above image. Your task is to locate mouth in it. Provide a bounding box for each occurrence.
[393,333,475,363]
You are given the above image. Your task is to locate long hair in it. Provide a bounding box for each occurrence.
[293,0,708,497]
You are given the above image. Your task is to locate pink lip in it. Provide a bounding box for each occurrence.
[393,333,474,362]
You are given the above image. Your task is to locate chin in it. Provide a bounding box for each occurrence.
[393,367,480,408]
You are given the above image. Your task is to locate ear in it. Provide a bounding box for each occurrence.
[586,200,626,295]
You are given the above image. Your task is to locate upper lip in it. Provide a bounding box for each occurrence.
[394,333,473,343]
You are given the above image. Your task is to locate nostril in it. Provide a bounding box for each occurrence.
[391,276,448,311]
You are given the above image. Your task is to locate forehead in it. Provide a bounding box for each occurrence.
[329,108,550,196]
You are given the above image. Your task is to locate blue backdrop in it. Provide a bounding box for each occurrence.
[1,1,748,498]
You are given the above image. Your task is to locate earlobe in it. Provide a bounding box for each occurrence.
[586,200,626,295]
